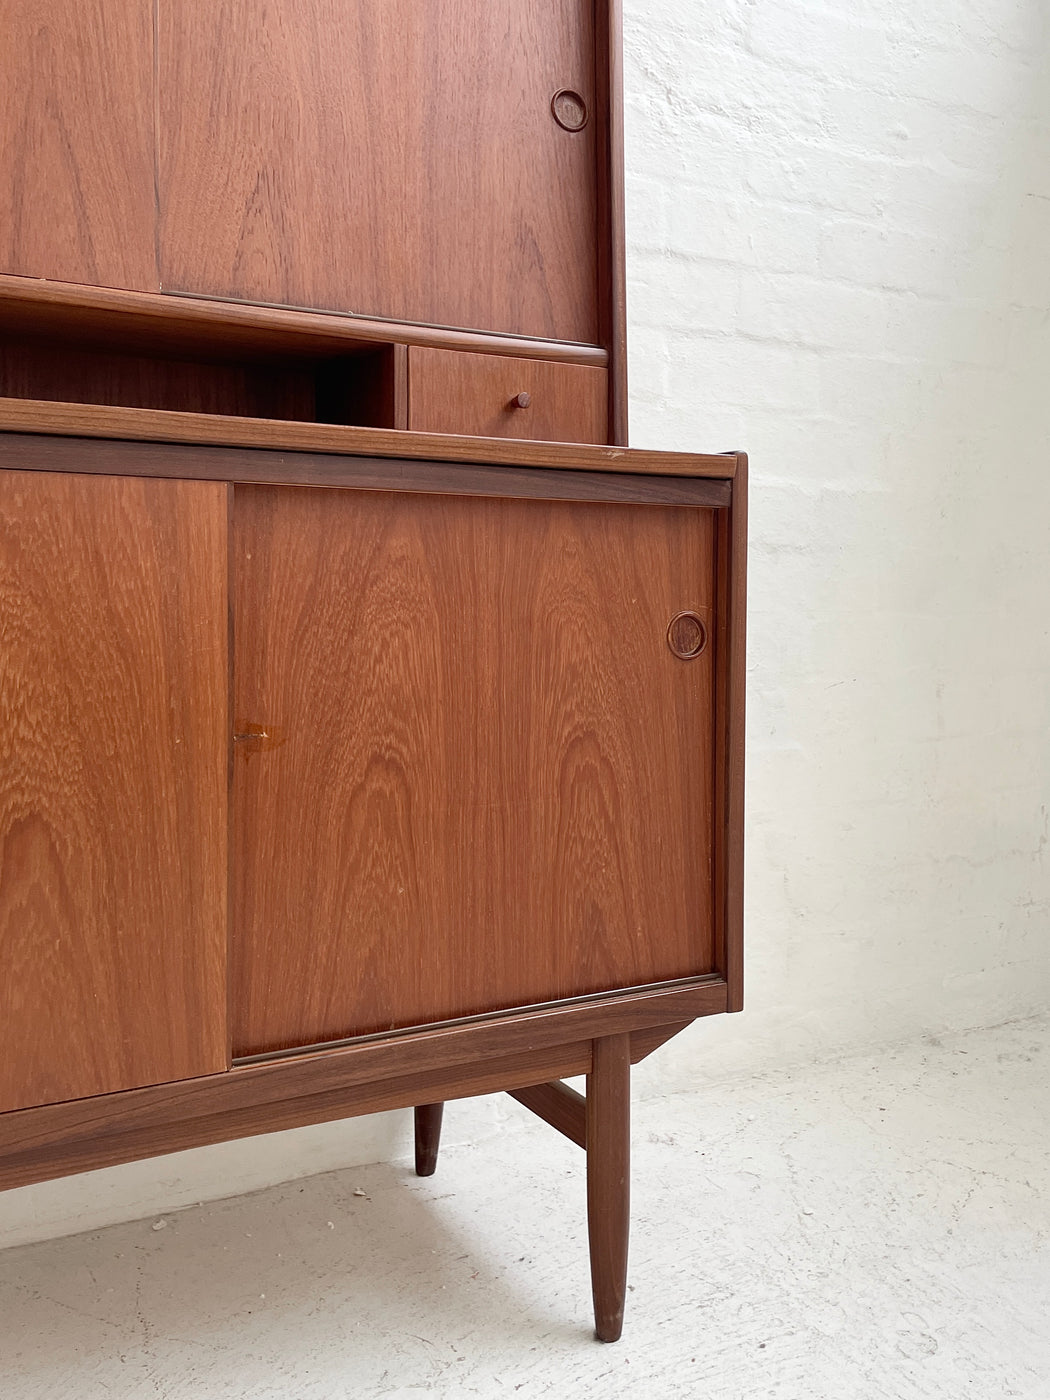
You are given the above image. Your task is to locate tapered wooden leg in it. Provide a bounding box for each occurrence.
[586,1033,631,1343]
[414,1103,444,1176]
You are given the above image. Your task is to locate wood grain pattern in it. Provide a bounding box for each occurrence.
[0,275,608,366]
[159,0,598,342]
[232,485,718,1054]
[0,432,731,509]
[0,399,737,478]
[0,469,228,1113]
[0,2,157,290]
[0,338,316,422]
[408,348,607,444]
[0,980,727,1190]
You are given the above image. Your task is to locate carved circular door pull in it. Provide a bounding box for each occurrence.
[666,611,707,659]
[551,89,588,131]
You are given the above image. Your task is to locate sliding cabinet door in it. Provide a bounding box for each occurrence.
[0,2,158,289]
[0,468,228,1111]
[232,483,717,1057]
[158,0,598,341]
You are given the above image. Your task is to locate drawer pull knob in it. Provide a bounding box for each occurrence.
[510,391,531,409]
[667,611,707,660]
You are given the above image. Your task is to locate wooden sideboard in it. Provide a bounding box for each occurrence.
[0,0,745,1343]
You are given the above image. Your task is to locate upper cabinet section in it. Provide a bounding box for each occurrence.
[0,2,624,438]
[0,1,158,290]
[156,0,599,342]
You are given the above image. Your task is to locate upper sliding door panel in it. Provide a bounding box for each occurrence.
[158,0,598,343]
[231,484,716,1057]
[0,1,158,290]
[0,468,228,1112]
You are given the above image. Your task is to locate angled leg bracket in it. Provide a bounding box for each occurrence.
[508,1080,587,1147]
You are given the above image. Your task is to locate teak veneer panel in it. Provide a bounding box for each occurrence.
[232,485,717,1054]
[0,469,228,1113]
[0,3,157,291]
[0,399,736,478]
[408,347,608,444]
[159,0,598,343]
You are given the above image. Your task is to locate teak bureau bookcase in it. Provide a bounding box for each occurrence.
[0,1,745,1342]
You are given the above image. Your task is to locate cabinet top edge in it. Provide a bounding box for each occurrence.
[0,274,609,368]
[0,399,739,479]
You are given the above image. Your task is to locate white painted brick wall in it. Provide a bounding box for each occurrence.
[625,0,1050,1088]
[5,0,1049,1245]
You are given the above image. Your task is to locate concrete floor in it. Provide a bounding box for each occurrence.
[1,1016,1047,1399]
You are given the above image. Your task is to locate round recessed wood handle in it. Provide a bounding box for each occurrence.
[667,611,708,660]
[510,391,531,409]
[551,89,588,132]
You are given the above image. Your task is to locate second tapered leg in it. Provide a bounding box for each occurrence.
[414,1103,445,1176]
[586,1033,631,1343]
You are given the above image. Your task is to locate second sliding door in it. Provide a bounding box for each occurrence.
[231,482,717,1058]
[158,0,598,342]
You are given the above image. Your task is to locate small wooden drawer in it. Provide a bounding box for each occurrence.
[407,347,608,444]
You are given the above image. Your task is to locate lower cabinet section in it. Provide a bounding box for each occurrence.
[0,469,229,1113]
[0,441,741,1108]
[0,432,745,1344]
